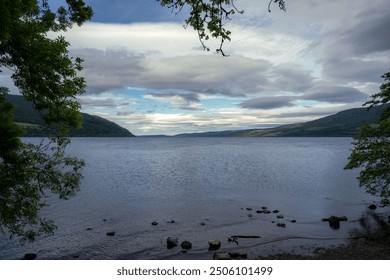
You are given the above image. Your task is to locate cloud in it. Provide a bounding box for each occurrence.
[269,63,314,92]
[39,0,390,135]
[116,110,133,116]
[108,105,347,136]
[338,4,390,56]
[303,85,368,103]
[73,46,276,97]
[138,55,273,96]
[74,48,145,94]
[240,96,296,110]
[314,1,390,83]
[240,84,368,110]
[143,92,203,111]
[77,94,135,109]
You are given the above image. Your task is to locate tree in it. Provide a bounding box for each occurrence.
[0,0,92,242]
[1,0,284,244]
[158,0,286,56]
[345,71,390,201]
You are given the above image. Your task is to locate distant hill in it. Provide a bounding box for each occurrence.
[176,105,388,137]
[6,95,134,137]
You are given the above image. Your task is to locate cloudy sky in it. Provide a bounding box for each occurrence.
[7,0,390,135]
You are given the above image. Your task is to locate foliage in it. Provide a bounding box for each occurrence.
[0,135,85,243]
[345,71,390,199]
[0,0,92,242]
[158,0,286,55]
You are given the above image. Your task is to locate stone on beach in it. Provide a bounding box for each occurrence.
[208,240,221,250]
[368,204,377,210]
[276,214,284,219]
[213,252,231,260]
[167,237,179,248]
[106,231,115,236]
[181,240,192,250]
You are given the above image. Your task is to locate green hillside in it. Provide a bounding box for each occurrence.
[176,105,388,137]
[6,95,134,137]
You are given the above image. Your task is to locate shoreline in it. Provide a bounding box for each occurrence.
[256,219,390,260]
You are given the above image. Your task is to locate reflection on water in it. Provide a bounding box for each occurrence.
[0,137,389,259]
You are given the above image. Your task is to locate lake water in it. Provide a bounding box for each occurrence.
[0,137,388,260]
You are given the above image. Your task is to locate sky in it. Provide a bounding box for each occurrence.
[4,0,390,135]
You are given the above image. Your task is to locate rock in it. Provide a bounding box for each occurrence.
[151,221,158,226]
[248,213,253,218]
[368,204,377,210]
[213,252,231,260]
[246,208,253,211]
[167,237,179,248]
[208,240,221,250]
[276,214,284,219]
[277,223,286,228]
[273,210,280,213]
[229,251,248,260]
[86,227,93,231]
[257,209,271,214]
[200,221,206,226]
[166,220,175,224]
[290,219,297,223]
[102,219,107,222]
[24,253,37,260]
[321,215,348,230]
[106,231,115,236]
[261,206,268,210]
[181,241,192,250]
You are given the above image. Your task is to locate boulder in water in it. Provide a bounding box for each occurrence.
[181,240,192,250]
[167,237,179,248]
[213,252,231,260]
[208,240,221,250]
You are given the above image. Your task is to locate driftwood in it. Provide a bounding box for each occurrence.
[228,235,261,245]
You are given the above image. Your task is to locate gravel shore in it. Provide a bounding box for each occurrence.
[257,216,390,260]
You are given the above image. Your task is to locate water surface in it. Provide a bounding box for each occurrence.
[0,137,387,259]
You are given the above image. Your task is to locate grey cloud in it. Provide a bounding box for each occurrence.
[138,56,272,97]
[304,85,367,103]
[74,47,274,97]
[322,58,389,84]
[241,84,367,110]
[270,63,314,92]
[318,1,390,83]
[73,48,145,94]
[240,96,296,110]
[145,92,203,111]
[116,110,133,116]
[146,92,201,103]
[78,96,131,109]
[341,5,390,56]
